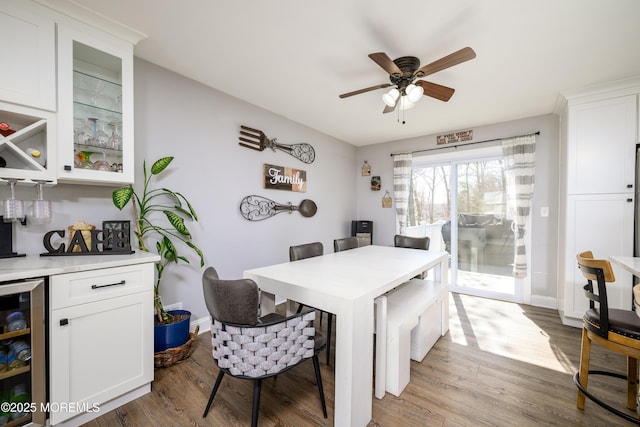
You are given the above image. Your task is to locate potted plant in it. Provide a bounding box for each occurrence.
[112,156,204,353]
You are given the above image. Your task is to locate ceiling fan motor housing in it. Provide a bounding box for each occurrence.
[390,56,421,92]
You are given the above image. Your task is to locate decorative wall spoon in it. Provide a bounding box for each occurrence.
[240,195,317,221]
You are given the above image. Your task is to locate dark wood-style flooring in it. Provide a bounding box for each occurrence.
[84,294,636,426]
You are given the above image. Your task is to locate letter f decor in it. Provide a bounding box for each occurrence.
[238,125,315,164]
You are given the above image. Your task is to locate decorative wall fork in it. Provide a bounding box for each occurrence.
[238,125,316,164]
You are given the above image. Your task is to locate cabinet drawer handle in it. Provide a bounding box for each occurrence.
[60,318,69,326]
[91,280,126,289]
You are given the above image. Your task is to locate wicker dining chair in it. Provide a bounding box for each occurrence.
[394,234,430,278]
[334,236,359,252]
[202,266,327,427]
[289,242,334,365]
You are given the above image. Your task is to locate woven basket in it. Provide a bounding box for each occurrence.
[154,325,199,368]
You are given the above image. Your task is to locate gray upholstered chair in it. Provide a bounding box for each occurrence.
[202,266,327,427]
[333,236,359,252]
[394,234,430,250]
[394,234,430,279]
[289,242,333,365]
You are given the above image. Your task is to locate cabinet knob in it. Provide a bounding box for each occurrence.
[628,184,633,188]
[628,198,633,202]
[59,318,69,326]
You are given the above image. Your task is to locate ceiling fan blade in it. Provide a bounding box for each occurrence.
[383,102,397,114]
[368,52,403,78]
[339,83,391,99]
[413,47,476,78]
[416,81,456,102]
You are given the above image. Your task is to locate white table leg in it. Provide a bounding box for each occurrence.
[374,296,387,399]
[334,298,373,427]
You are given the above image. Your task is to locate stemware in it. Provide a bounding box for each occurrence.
[3,178,25,223]
[31,180,52,225]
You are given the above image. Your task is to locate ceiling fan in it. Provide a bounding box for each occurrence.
[339,47,476,113]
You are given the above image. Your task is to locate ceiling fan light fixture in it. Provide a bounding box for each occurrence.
[398,96,416,110]
[382,88,400,107]
[405,83,424,103]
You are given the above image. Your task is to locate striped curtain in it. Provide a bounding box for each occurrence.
[501,135,536,278]
[393,153,412,234]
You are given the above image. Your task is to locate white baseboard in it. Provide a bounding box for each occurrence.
[191,315,211,335]
[530,295,557,310]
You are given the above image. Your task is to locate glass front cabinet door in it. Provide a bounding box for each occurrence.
[57,23,134,185]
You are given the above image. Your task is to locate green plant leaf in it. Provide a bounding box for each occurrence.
[186,241,205,267]
[164,211,190,236]
[150,157,174,175]
[112,186,134,210]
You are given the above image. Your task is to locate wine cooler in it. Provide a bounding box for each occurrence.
[0,279,45,426]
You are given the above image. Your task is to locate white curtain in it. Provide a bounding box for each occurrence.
[393,153,412,234]
[501,135,536,278]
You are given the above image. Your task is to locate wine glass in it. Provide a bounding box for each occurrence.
[31,180,52,225]
[3,178,25,223]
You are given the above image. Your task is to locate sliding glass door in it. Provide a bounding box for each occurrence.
[408,147,527,303]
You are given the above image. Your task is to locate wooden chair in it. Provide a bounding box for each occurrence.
[289,242,333,365]
[574,251,640,423]
[333,236,358,252]
[202,266,327,427]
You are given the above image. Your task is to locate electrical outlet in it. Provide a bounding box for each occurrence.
[540,207,549,217]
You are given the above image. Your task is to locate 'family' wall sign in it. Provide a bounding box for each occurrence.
[263,163,306,192]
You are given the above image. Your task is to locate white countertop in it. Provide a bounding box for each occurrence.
[0,251,160,282]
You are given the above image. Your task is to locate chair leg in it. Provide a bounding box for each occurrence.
[203,370,225,418]
[577,327,592,410]
[296,303,304,314]
[251,379,262,427]
[326,313,333,365]
[312,354,328,418]
[627,356,638,410]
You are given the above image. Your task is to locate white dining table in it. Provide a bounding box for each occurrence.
[244,245,449,427]
[611,256,640,277]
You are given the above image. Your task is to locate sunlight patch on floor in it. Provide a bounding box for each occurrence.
[448,293,576,374]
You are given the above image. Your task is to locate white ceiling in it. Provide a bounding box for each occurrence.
[67,0,640,146]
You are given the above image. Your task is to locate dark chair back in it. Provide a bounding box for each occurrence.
[334,237,358,252]
[576,251,616,338]
[290,242,324,261]
[394,234,430,250]
[202,266,259,326]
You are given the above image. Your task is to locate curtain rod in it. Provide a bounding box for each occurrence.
[389,131,540,157]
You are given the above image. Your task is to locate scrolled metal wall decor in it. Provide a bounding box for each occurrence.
[238,125,316,164]
[240,195,317,221]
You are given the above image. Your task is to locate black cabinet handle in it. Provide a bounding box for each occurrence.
[91,280,126,289]
[628,198,633,202]
[60,318,69,326]
[628,184,633,188]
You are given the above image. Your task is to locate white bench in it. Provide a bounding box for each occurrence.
[375,278,449,398]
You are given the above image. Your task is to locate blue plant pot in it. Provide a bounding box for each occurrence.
[154,309,191,353]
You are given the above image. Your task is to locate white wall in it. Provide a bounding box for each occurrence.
[13,58,357,326]
[9,59,560,325]
[354,114,559,304]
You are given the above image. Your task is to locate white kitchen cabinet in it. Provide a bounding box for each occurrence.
[567,95,636,195]
[557,79,640,326]
[49,263,154,425]
[0,100,57,182]
[562,193,634,320]
[0,0,56,111]
[56,22,135,185]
